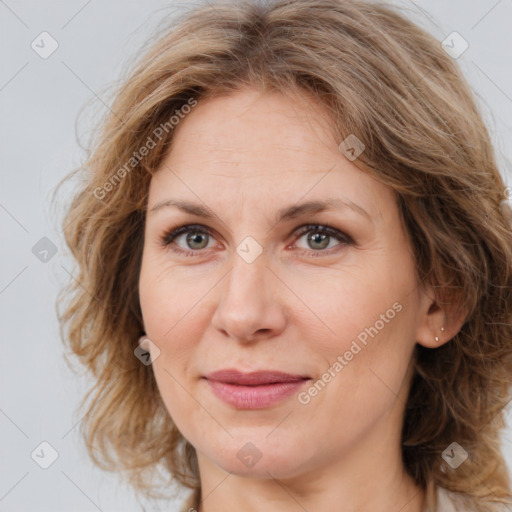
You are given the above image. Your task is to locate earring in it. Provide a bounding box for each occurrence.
[139,334,149,349]
[435,327,445,343]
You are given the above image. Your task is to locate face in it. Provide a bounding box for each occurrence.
[138,87,429,483]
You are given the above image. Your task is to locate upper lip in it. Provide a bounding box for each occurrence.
[205,369,310,386]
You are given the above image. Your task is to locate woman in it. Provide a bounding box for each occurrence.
[56,0,512,511]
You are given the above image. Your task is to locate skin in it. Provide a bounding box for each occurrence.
[138,86,462,512]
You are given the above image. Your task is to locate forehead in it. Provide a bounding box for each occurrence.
[163,87,336,168]
[147,87,392,221]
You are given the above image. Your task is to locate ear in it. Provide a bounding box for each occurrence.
[415,282,468,349]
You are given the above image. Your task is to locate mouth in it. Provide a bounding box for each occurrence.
[203,369,311,409]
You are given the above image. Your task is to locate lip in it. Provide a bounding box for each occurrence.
[203,369,310,409]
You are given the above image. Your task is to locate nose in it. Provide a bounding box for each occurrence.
[210,254,287,344]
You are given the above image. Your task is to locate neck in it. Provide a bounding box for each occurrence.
[195,410,425,512]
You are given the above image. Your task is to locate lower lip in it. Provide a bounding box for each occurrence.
[205,379,309,409]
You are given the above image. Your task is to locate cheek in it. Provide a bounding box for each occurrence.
[308,263,408,352]
[151,358,205,444]
[140,272,204,432]
[303,301,416,450]
[139,253,208,339]
[306,256,417,402]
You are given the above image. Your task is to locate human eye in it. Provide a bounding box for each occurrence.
[159,223,219,257]
[291,223,353,257]
[158,222,353,258]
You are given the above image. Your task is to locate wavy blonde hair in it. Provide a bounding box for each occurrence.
[55,0,512,510]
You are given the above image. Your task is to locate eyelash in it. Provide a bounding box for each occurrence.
[158,223,354,258]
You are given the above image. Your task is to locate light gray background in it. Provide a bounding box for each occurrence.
[1,1,511,511]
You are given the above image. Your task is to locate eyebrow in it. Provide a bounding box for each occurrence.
[148,198,372,224]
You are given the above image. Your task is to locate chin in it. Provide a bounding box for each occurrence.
[201,435,313,479]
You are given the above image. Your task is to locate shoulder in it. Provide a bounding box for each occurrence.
[435,487,511,512]
[179,488,200,512]
[436,487,462,512]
